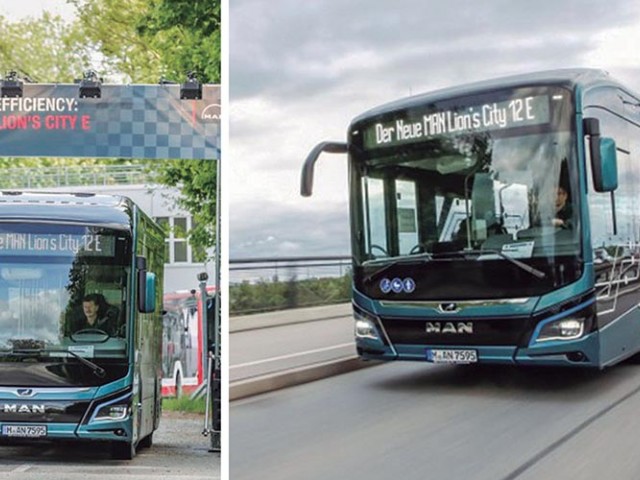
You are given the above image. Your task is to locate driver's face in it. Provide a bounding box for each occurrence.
[83,301,98,318]
[556,187,568,210]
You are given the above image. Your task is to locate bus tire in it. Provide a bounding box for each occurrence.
[111,440,136,460]
[138,432,153,449]
[624,352,640,364]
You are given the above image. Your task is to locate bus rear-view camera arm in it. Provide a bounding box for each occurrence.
[300,141,348,197]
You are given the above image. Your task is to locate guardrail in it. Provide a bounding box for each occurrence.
[0,164,153,189]
[230,255,351,281]
[230,255,351,315]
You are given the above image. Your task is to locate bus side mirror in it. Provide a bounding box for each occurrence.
[300,141,348,197]
[137,256,156,313]
[585,117,618,192]
[144,273,157,313]
[597,137,618,192]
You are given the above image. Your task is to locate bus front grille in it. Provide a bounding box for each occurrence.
[378,316,529,347]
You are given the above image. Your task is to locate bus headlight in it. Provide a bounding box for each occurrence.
[537,317,585,342]
[355,318,379,340]
[354,307,381,341]
[94,403,130,421]
[92,394,132,423]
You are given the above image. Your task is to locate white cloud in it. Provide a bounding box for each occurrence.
[230,0,640,259]
[585,23,640,88]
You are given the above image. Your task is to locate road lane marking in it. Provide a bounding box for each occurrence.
[11,465,31,472]
[231,343,354,369]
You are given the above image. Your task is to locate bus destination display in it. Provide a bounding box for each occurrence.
[0,233,115,256]
[363,95,550,149]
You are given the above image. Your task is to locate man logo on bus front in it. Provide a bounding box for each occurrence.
[426,321,473,334]
[439,303,459,313]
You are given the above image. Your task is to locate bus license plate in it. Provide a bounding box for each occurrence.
[1,425,47,438]
[426,349,478,364]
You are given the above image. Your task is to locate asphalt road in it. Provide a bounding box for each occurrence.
[231,360,640,480]
[0,412,219,480]
[231,314,354,382]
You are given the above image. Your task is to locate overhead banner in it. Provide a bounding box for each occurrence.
[0,84,220,159]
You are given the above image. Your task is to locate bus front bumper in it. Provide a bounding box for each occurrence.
[0,419,133,442]
[356,330,601,367]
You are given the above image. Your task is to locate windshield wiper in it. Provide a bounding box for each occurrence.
[52,349,106,378]
[478,249,546,279]
[454,248,546,279]
[363,253,433,284]
[4,348,106,378]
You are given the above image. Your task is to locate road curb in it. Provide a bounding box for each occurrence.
[230,357,380,401]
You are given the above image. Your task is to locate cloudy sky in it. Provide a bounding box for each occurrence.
[229,0,640,261]
[0,0,75,20]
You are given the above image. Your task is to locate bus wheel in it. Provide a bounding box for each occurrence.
[625,352,640,364]
[138,432,153,449]
[111,440,136,460]
[175,371,183,398]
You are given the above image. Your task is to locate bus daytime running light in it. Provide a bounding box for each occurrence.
[537,317,585,342]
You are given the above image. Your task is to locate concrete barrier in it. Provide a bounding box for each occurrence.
[231,302,352,333]
[230,302,374,400]
[230,356,380,401]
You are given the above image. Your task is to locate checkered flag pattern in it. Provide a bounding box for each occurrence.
[0,84,220,160]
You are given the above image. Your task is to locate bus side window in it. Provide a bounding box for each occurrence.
[395,179,418,254]
[584,105,629,248]
[362,177,388,258]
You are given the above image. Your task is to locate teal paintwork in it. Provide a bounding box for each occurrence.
[0,194,163,452]
[598,137,618,192]
[347,70,640,369]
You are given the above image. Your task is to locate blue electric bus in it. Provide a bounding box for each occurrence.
[302,68,640,368]
[0,192,164,459]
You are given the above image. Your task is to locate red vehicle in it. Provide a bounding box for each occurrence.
[161,287,215,397]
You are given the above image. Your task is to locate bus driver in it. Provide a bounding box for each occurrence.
[68,293,119,336]
[552,186,572,229]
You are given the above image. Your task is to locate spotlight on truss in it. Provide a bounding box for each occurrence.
[180,72,202,100]
[77,70,102,98]
[1,71,23,98]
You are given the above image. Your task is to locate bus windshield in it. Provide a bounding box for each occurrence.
[0,224,131,360]
[351,86,581,299]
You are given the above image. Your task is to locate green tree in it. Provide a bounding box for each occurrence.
[69,0,220,84]
[152,159,217,257]
[137,0,221,83]
[230,275,353,316]
[70,0,221,254]
[0,8,145,170]
[0,12,92,82]
[68,0,158,82]
[0,4,220,254]
[136,0,221,253]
